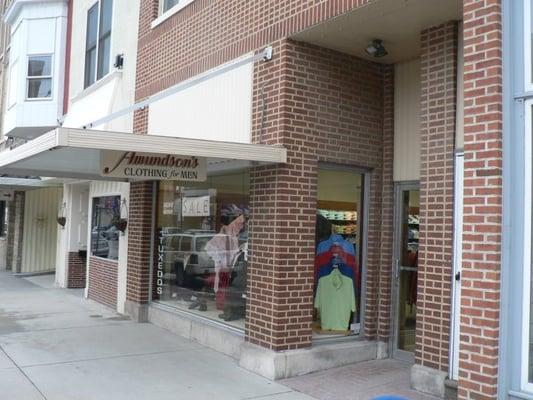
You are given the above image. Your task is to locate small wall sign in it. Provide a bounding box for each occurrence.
[100,151,207,181]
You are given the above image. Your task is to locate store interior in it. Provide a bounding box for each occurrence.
[314,168,364,338]
[154,171,249,330]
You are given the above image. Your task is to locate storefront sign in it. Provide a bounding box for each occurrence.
[182,195,210,217]
[100,151,207,181]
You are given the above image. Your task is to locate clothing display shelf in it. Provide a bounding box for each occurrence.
[318,209,357,222]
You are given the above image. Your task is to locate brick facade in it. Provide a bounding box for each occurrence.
[135,0,374,102]
[460,1,503,399]
[416,22,458,372]
[88,256,118,308]
[66,251,86,289]
[245,39,392,350]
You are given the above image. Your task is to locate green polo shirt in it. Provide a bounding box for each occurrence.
[314,268,356,331]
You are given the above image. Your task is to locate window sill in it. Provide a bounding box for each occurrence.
[151,0,195,29]
[71,69,122,104]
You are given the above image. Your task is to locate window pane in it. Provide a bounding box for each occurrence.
[163,0,180,12]
[27,78,51,98]
[315,168,364,336]
[27,56,51,77]
[97,35,110,79]
[154,172,249,330]
[91,196,121,260]
[84,47,96,88]
[86,4,98,48]
[84,3,98,87]
[99,0,112,36]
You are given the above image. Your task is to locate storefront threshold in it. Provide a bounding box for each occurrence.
[147,303,244,359]
[239,339,379,380]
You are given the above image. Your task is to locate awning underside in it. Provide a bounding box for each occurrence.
[0,128,287,180]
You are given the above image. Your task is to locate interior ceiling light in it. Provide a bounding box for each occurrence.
[365,39,388,58]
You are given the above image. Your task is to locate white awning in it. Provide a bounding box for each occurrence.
[0,128,287,180]
[0,177,63,189]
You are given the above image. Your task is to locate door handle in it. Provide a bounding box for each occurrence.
[394,259,399,280]
[455,271,461,281]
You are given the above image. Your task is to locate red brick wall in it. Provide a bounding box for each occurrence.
[88,256,117,308]
[416,21,457,372]
[378,65,395,341]
[460,1,503,399]
[67,252,86,289]
[246,39,392,350]
[135,0,374,102]
[125,181,153,304]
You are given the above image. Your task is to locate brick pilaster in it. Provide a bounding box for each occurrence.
[126,181,153,304]
[416,21,458,372]
[459,1,503,399]
[247,39,388,350]
[378,65,395,341]
[7,191,25,273]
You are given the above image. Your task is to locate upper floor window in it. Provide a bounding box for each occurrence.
[153,0,194,27]
[161,0,180,13]
[27,55,52,99]
[84,0,113,89]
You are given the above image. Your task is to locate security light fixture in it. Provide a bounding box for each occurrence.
[365,39,388,58]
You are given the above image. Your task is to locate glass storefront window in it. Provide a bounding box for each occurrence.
[153,171,249,330]
[91,196,121,260]
[397,189,419,352]
[314,167,364,337]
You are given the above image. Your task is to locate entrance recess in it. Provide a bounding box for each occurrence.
[392,182,420,361]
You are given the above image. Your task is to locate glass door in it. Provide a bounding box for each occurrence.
[393,182,420,361]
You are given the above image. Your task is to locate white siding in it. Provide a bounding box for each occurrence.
[65,0,140,133]
[148,56,253,143]
[21,187,62,274]
[3,1,68,138]
[394,59,421,182]
[56,183,89,287]
[87,181,130,313]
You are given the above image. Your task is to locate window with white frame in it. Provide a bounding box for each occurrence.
[161,0,180,13]
[84,0,113,88]
[26,55,52,99]
[158,0,194,17]
[526,0,533,91]
[523,100,533,392]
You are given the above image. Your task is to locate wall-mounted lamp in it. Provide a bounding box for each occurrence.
[114,54,124,69]
[365,39,388,58]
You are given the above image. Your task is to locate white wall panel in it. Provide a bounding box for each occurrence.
[456,23,464,150]
[394,59,421,182]
[87,181,130,313]
[27,18,56,54]
[148,57,253,143]
[66,0,140,134]
[21,187,62,274]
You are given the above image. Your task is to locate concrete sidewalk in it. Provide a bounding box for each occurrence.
[0,271,313,400]
[0,271,437,400]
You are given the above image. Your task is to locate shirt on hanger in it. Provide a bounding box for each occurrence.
[314,268,356,331]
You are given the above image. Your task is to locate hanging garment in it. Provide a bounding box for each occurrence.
[215,269,231,310]
[205,216,245,295]
[314,268,356,331]
[317,234,356,257]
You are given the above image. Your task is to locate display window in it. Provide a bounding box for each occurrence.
[153,171,249,330]
[314,167,365,337]
[91,196,121,260]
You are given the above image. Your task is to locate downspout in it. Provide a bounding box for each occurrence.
[62,0,73,116]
